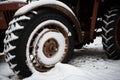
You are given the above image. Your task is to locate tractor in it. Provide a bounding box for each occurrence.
[0,0,26,54]
[1,0,120,79]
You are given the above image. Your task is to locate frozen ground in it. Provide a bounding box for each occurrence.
[0,37,120,80]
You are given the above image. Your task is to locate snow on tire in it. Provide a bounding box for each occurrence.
[102,8,120,59]
[4,16,32,78]
[4,9,74,78]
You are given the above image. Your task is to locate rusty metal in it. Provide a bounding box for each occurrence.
[90,0,100,39]
[0,11,6,29]
[43,38,59,58]
[0,1,26,29]
[28,23,69,72]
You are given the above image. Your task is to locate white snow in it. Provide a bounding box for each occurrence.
[0,0,26,4]
[0,37,120,80]
[7,0,26,2]
[0,58,18,80]
[5,53,15,63]
[0,52,4,56]
[14,0,75,17]
[23,62,105,80]
[9,16,30,25]
[4,33,19,44]
[4,43,16,53]
[6,22,24,34]
[24,37,120,80]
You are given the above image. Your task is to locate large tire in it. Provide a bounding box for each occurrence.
[102,8,120,59]
[4,9,74,78]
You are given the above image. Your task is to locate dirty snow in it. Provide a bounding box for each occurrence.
[0,37,120,80]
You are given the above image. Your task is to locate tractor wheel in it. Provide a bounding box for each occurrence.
[102,8,120,59]
[4,9,74,78]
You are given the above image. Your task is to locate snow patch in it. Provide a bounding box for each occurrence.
[23,62,106,80]
[9,15,30,25]
[0,52,4,56]
[5,53,15,63]
[6,22,24,34]
[15,0,75,16]
[4,33,18,44]
[4,43,16,53]
[0,0,26,4]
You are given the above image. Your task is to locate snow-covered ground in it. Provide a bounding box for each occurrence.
[0,37,120,80]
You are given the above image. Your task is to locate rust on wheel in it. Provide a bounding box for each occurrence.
[43,38,59,58]
[26,20,69,72]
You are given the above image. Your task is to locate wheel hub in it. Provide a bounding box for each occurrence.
[43,38,59,58]
[36,30,67,67]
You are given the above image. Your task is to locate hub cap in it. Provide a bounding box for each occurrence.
[43,38,58,58]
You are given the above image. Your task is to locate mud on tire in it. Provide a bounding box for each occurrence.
[4,9,74,78]
[102,7,120,59]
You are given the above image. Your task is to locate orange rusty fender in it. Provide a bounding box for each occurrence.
[0,1,26,29]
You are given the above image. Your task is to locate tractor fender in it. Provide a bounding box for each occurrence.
[14,0,83,43]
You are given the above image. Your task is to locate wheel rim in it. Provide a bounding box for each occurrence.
[36,30,67,67]
[116,18,120,49]
[26,20,69,72]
